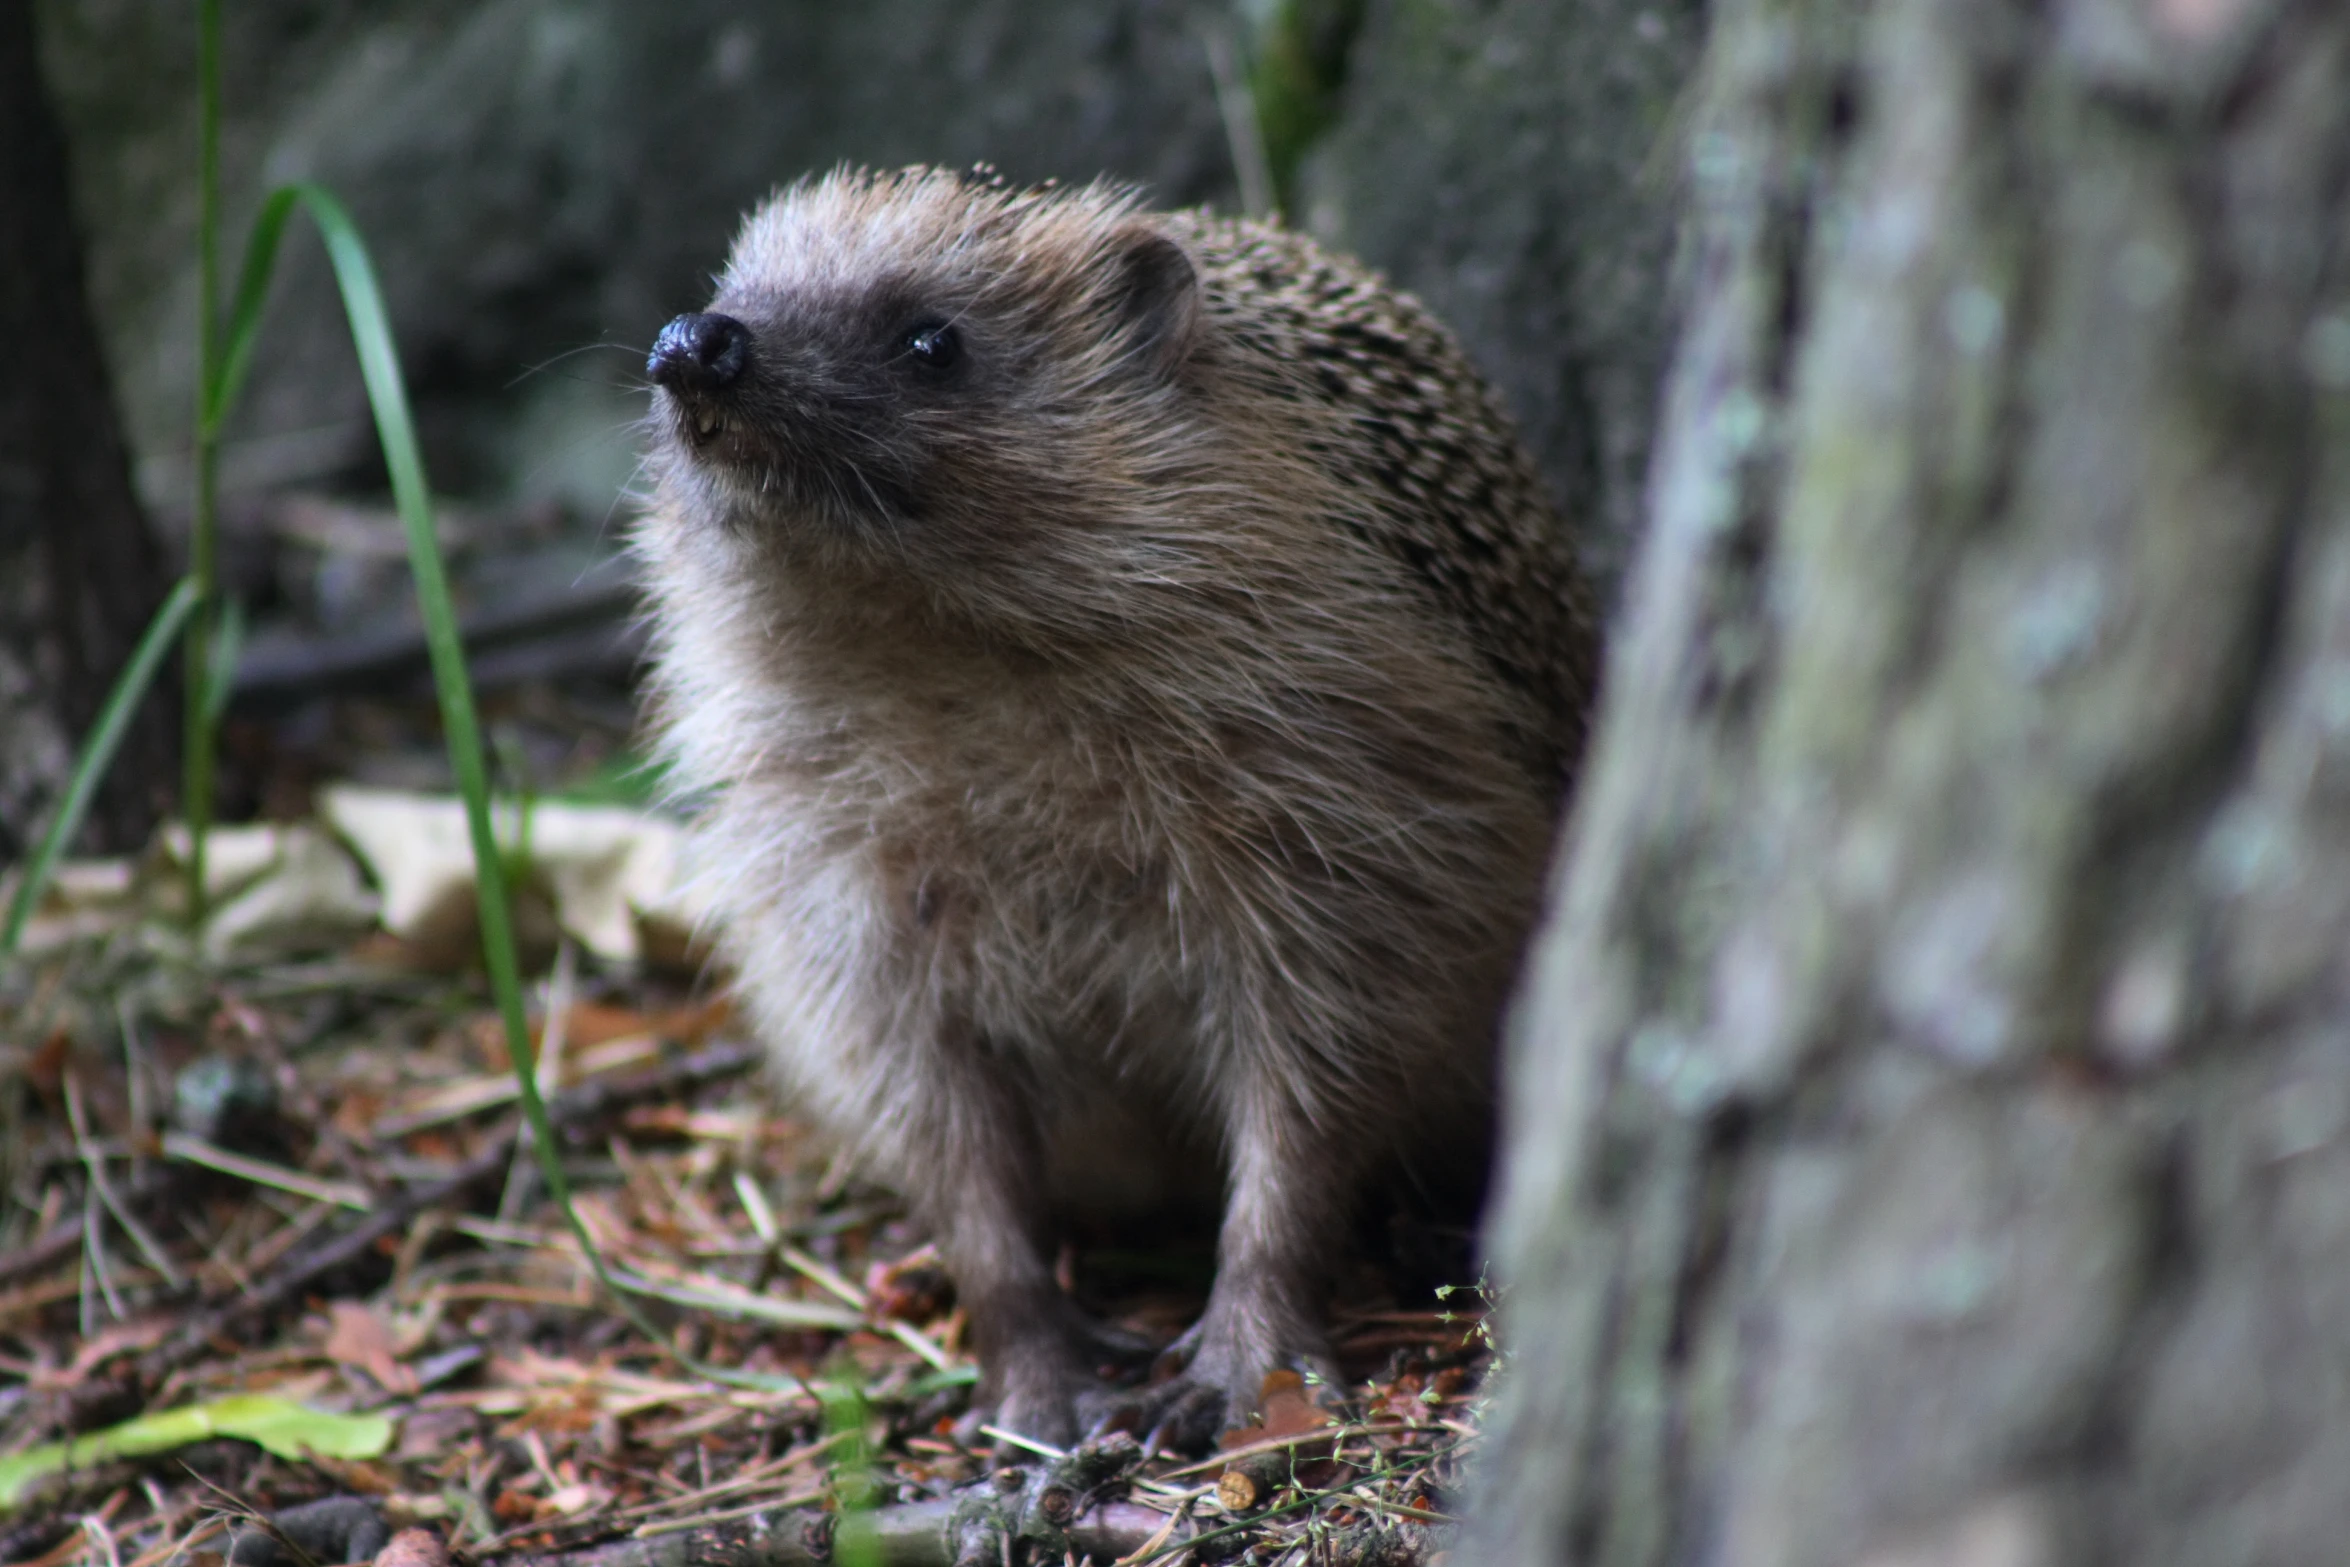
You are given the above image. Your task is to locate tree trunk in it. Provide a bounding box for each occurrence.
[1475,0,2350,1562]
[0,0,174,859]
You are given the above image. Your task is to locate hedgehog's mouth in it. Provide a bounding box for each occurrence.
[659,391,728,451]
[647,310,754,450]
[657,382,924,528]
[665,405,749,469]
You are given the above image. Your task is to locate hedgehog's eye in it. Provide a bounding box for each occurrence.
[904,321,961,370]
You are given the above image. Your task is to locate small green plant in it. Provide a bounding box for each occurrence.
[819,1378,886,1567]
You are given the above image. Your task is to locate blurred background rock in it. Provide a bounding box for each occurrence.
[31,0,1692,802]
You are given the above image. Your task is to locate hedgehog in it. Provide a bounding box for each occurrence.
[635,165,1596,1450]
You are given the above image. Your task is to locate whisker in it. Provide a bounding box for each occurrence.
[506,341,653,390]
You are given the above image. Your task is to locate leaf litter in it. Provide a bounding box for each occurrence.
[0,798,1489,1566]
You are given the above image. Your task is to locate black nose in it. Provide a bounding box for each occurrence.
[648,312,750,391]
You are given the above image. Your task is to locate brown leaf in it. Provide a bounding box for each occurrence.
[323,1301,420,1394]
[374,1530,451,1567]
[1255,1369,1334,1440]
[329,1089,386,1143]
[1215,1367,1339,1475]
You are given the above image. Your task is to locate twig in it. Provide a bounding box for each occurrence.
[777,1243,866,1310]
[67,1072,169,1294]
[1340,1492,1452,1525]
[977,1426,1066,1459]
[598,1262,865,1332]
[161,1133,371,1209]
[885,1319,955,1373]
[1155,1420,1415,1479]
[605,1434,849,1524]
[81,1507,125,1567]
[1111,1494,1194,1566]
[82,1173,124,1325]
[629,1488,824,1539]
[0,1207,91,1290]
[122,1514,228,1567]
[489,1496,1181,1567]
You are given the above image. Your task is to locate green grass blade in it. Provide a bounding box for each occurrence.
[3,578,199,958]
[201,596,246,728]
[183,0,226,926]
[207,187,303,436]
[281,186,802,1395]
[196,0,220,396]
[286,182,535,1118]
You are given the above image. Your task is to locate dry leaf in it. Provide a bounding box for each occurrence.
[374,1529,452,1567]
[324,1302,420,1394]
[1255,1369,1334,1439]
[1214,1368,1339,1481]
[321,786,714,967]
[156,823,380,957]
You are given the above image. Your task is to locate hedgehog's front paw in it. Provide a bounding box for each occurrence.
[1079,1320,1338,1455]
[1113,1374,1235,1456]
[953,1309,1161,1452]
[954,1338,1092,1451]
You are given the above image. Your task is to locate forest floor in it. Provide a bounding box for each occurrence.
[0,689,1487,1567]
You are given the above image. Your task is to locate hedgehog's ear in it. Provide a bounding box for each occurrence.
[1105,224,1200,377]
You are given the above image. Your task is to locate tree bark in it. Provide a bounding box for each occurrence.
[1475,0,2350,1562]
[0,0,174,859]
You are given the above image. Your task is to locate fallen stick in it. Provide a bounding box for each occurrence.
[499,1432,1201,1567]
[496,1498,1185,1567]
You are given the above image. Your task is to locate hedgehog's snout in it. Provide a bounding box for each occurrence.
[650,313,751,442]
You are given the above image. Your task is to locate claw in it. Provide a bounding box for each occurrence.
[1143,1380,1234,1456]
[1076,1388,1142,1446]
[1074,1375,1235,1458]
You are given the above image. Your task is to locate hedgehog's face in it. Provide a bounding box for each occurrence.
[645,172,1202,588]
[645,274,985,534]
